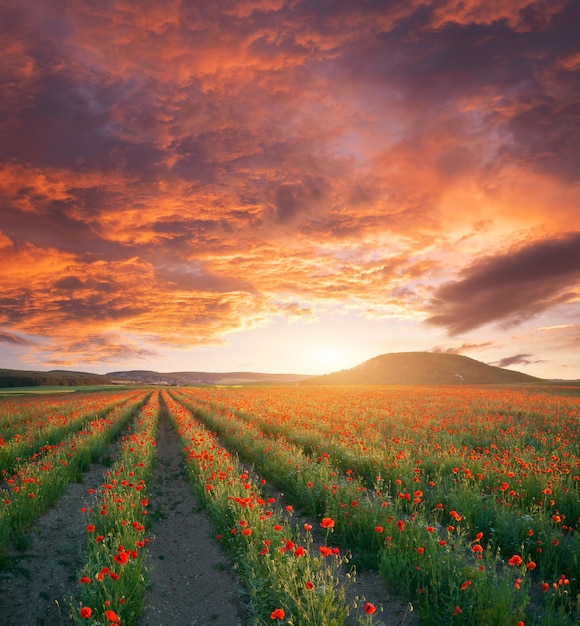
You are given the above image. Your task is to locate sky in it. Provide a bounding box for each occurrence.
[1,0,579,379]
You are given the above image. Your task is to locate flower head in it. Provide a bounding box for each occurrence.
[364,602,376,615]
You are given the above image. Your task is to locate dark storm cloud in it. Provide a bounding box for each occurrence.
[426,232,580,334]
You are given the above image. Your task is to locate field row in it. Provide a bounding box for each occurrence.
[0,385,578,625]
[170,384,580,625]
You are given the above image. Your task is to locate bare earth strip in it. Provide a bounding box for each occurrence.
[0,462,106,626]
[136,404,246,626]
[0,402,419,626]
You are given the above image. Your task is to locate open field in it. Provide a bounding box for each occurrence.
[0,385,143,397]
[0,384,578,625]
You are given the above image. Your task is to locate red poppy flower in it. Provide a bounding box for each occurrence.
[364,603,376,615]
[305,581,315,589]
[320,517,335,529]
[79,607,92,618]
[508,555,523,566]
[270,608,285,620]
[105,609,120,622]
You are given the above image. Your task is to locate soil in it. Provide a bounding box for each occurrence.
[0,404,420,626]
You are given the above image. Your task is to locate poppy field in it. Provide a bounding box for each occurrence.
[0,384,579,625]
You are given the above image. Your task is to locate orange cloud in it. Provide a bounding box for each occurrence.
[0,0,579,371]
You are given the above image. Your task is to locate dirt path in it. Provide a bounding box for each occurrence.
[0,404,247,626]
[0,399,419,626]
[0,462,105,626]
[136,404,246,626]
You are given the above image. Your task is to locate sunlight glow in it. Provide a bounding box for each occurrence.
[309,345,351,373]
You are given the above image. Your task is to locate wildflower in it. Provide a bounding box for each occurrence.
[417,547,424,554]
[375,526,383,533]
[304,523,312,531]
[453,606,463,615]
[364,602,376,615]
[508,555,523,566]
[273,524,283,531]
[526,561,537,571]
[86,524,96,533]
[242,528,252,536]
[305,581,315,589]
[114,551,129,565]
[320,517,335,529]
[270,608,285,620]
[461,581,472,591]
[472,544,483,553]
[79,607,92,618]
[319,546,333,557]
[541,582,549,593]
[105,609,120,622]
[79,576,91,584]
[294,547,305,557]
[396,520,405,532]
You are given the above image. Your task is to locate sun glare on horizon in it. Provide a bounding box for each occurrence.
[309,345,353,374]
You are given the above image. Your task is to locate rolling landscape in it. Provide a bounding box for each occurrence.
[1,1,579,623]
[0,351,572,389]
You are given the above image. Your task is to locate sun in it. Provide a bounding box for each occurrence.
[310,345,350,373]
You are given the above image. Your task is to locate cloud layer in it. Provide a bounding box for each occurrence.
[0,0,579,370]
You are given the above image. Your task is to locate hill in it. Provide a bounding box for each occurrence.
[301,352,544,385]
[107,370,312,385]
[0,368,112,388]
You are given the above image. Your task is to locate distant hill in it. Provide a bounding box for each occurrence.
[107,370,313,385]
[301,352,544,385]
[0,368,112,388]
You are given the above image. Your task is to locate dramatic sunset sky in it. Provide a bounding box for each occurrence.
[1,0,579,378]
